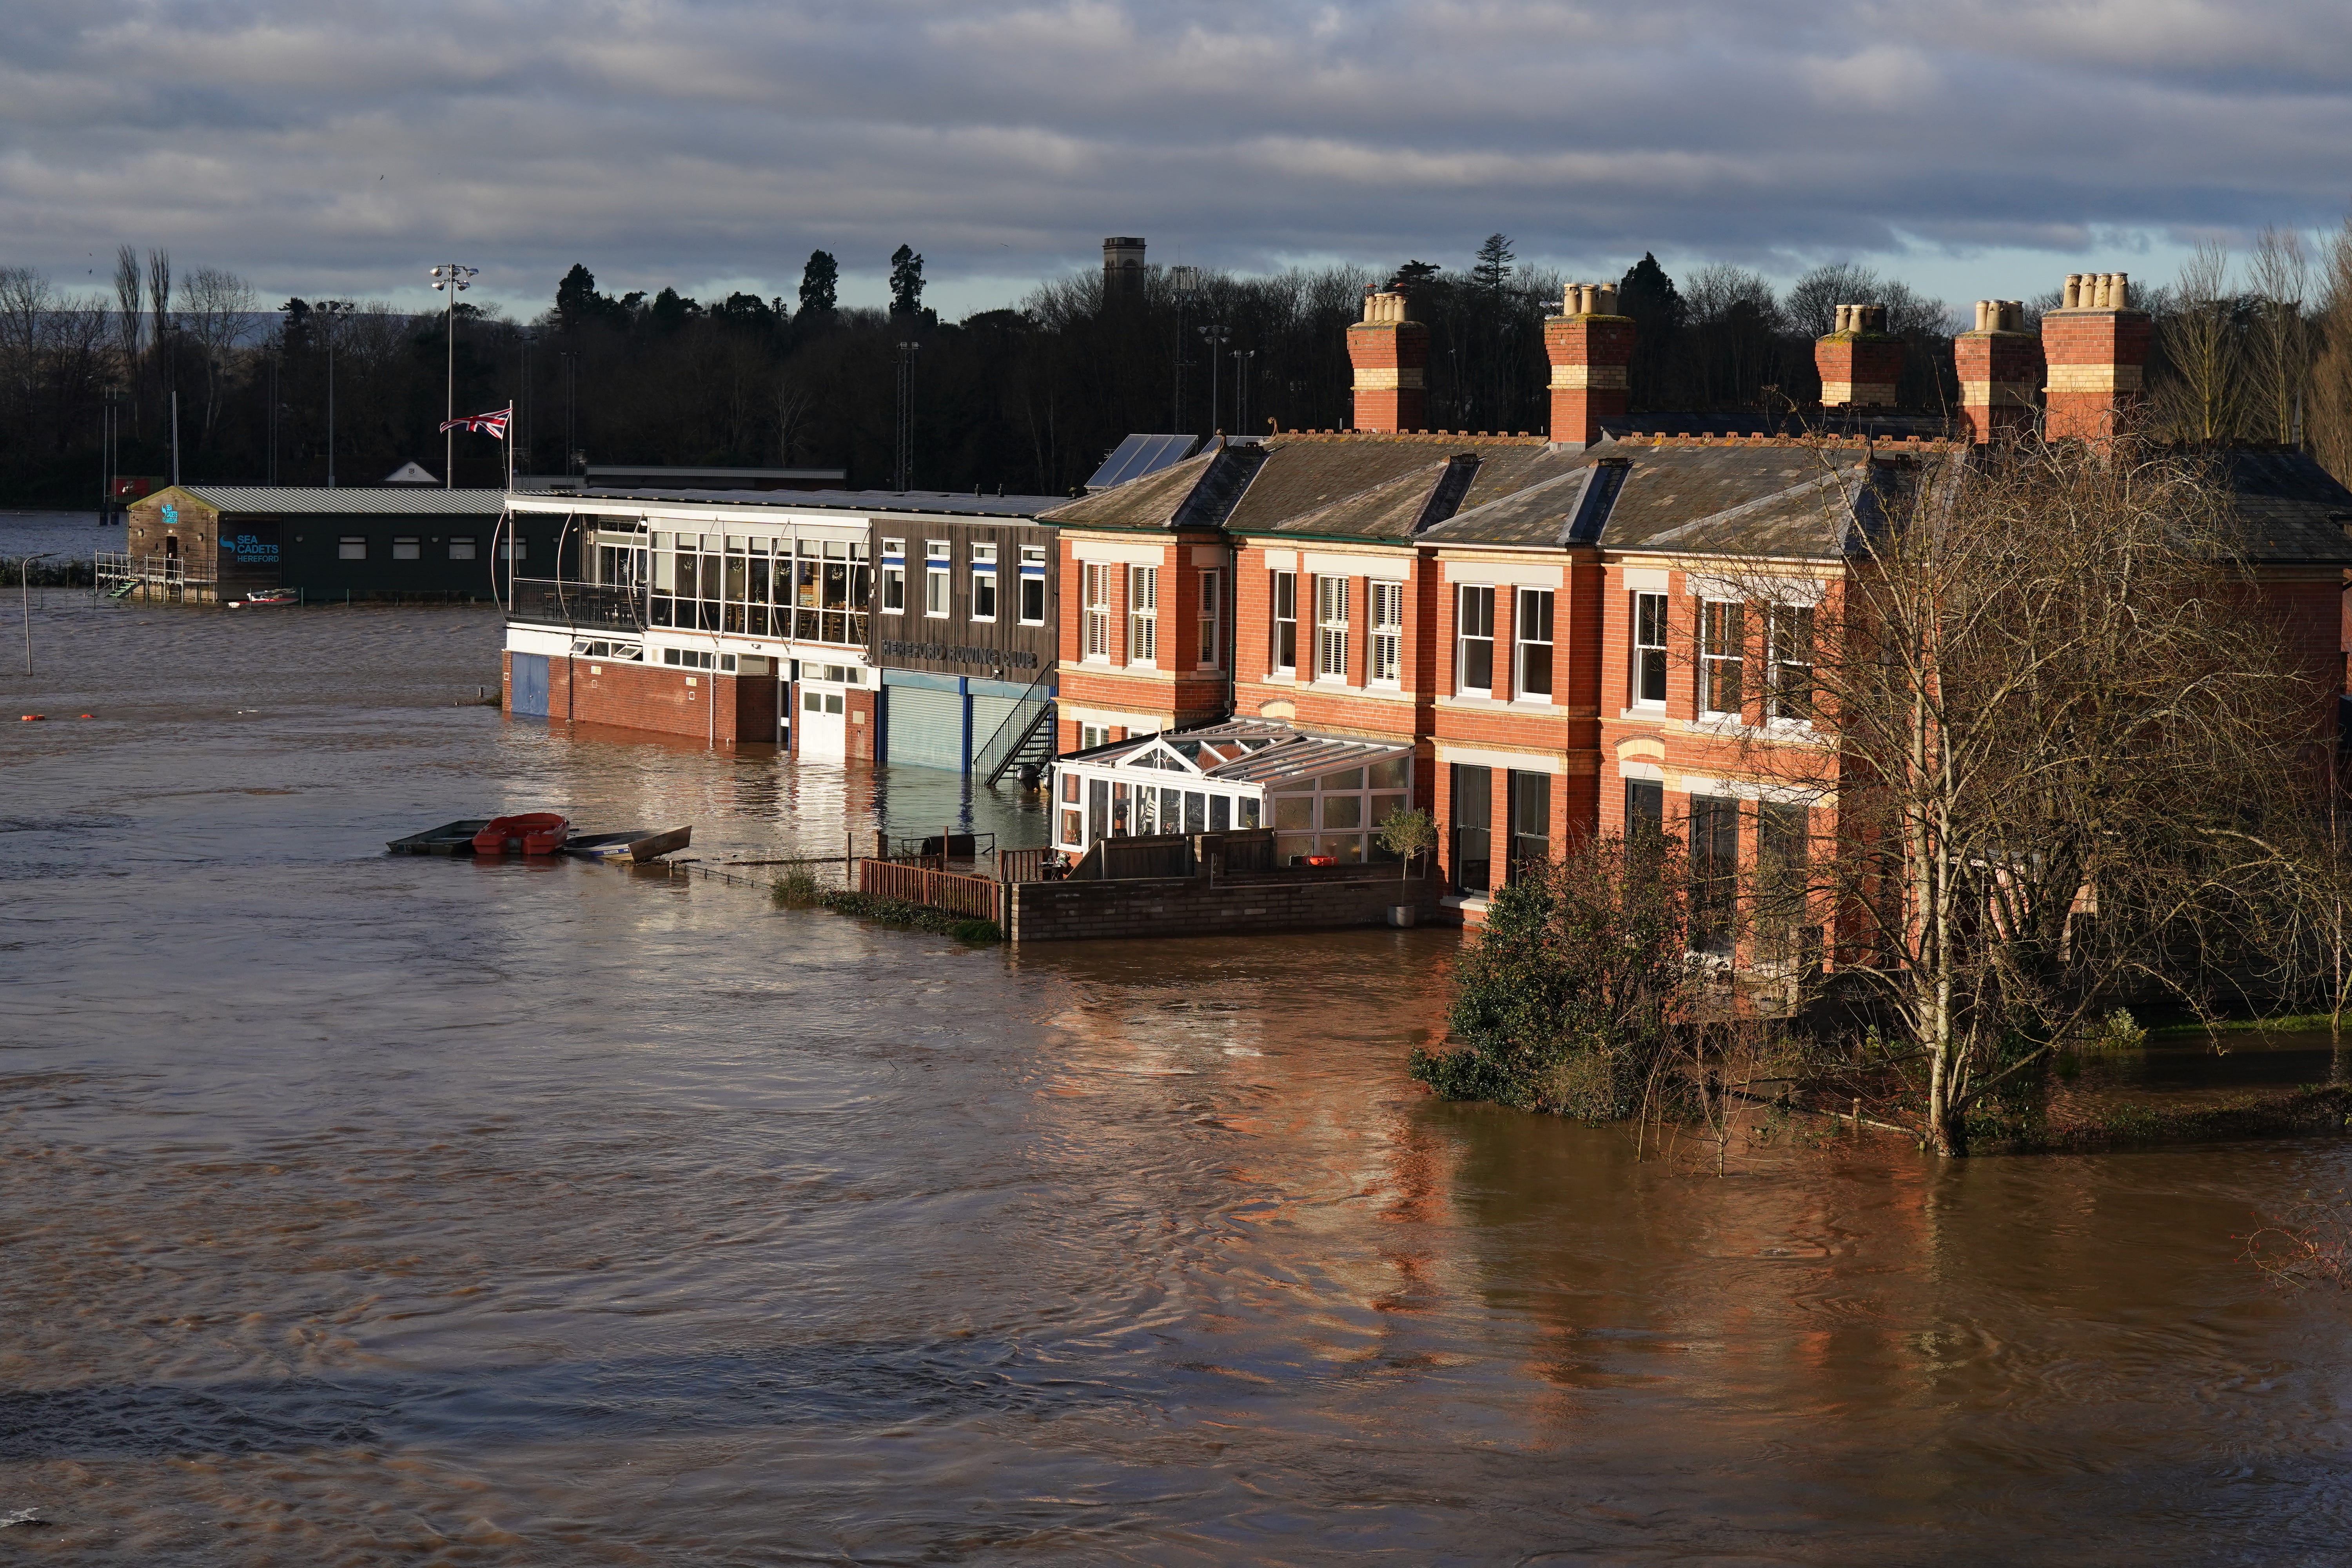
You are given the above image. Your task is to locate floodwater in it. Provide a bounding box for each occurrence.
[5,586,2352,1565]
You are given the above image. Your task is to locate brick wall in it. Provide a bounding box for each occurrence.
[2042,309,2152,443]
[1955,329,2043,442]
[1814,333,1905,407]
[505,651,779,749]
[1346,317,1430,433]
[1545,314,1635,447]
[1011,869,1446,942]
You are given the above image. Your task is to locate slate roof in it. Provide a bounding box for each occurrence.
[1038,444,1266,532]
[2216,450,2352,566]
[1042,429,2352,568]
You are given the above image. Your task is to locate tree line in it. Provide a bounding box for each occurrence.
[6,227,2352,505]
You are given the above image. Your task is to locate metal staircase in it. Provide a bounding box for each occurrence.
[976,669,1056,788]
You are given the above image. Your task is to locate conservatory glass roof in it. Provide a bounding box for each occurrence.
[1060,720,1412,791]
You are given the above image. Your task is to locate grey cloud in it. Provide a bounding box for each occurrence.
[2,0,2345,313]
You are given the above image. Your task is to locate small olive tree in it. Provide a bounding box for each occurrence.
[1376,806,1438,883]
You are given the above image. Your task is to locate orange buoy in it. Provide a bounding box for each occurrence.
[19,715,42,722]
[78,713,93,719]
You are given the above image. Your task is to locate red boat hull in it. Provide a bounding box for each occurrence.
[471,813,571,856]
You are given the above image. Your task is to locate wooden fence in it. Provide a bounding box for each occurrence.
[859,858,1002,921]
[997,847,1050,885]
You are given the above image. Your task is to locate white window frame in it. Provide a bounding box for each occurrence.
[1314,575,1350,683]
[392,536,421,560]
[1768,602,1813,725]
[1368,581,1403,686]
[1514,587,1554,702]
[1456,584,1496,698]
[1272,570,1298,677]
[924,541,951,619]
[1196,568,1221,671]
[970,543,997,623]
[880,538,906,615]
[1127,564,1158,667]
[1699,598,1744,719]
[338,536,367,560]
[1632,591,1668,708]
[1084,563,1112,661]
[1018,544,1047,626]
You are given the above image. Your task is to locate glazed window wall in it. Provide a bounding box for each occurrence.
[644,531,869,644]
[1051,769,1270,850]
[1269,754,1410,866]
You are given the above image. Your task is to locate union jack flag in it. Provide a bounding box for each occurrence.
[439,406,511,439]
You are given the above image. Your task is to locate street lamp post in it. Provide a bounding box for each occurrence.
[428,264,478,488]
[21,552,58,677]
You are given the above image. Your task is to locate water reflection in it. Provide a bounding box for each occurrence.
[4,601,2352,1562]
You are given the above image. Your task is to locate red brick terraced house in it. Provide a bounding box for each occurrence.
[1039,274,2352,949]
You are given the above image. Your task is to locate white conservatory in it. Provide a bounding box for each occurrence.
[1050,720,1416,865]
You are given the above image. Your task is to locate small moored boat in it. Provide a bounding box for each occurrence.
[227,588,299,610]
[561,826,693,863]
[471,813,572,856]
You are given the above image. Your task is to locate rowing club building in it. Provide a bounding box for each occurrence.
[498,485,1062,769]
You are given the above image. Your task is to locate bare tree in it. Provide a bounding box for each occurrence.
[146,249,172,348]
[2311,216,2352,485]
[2247,227,2313,449]
[2157,241,2243,444]
[179,266,256,440]
[1721,437,2319,1154]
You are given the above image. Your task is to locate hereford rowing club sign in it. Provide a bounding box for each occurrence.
[880,639,1041,670]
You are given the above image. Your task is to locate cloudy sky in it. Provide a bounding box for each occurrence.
[7,0,2349,320]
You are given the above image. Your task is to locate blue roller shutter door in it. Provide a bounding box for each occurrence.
[887,684,964,771]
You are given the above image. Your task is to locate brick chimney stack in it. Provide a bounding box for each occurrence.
[1545,282,1634,450]
[1955,298,2040,443]
[1347,288,1428,433]
[2042,272,2151,443]
[1815,303,1904,408]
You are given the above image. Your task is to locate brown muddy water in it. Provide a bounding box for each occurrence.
[5,586,2352,1565]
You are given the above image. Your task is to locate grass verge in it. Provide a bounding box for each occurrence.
[1990,1083,2352,1152]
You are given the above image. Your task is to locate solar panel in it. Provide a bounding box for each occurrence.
[1085,434,1201,490]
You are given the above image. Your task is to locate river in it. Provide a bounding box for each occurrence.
[5,573,2351,1564]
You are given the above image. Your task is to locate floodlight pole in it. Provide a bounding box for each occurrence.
[430,263,477,487]
[1197,323,1230,436]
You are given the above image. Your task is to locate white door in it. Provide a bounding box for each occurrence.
[799,682,848,760]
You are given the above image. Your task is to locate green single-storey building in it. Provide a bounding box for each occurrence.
[118,486,578,602]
